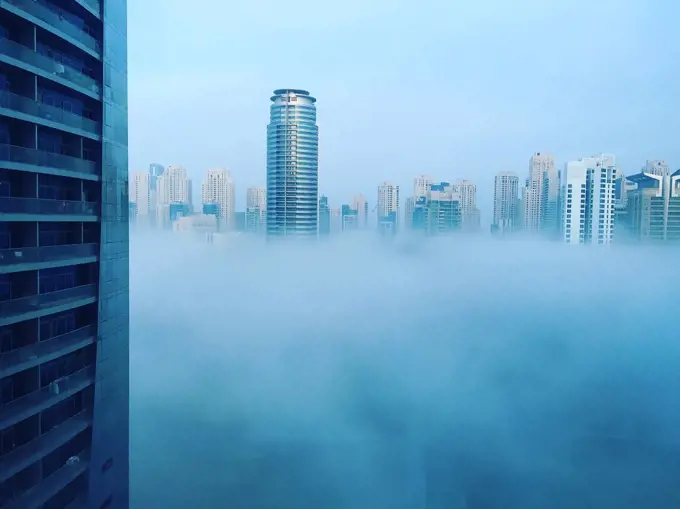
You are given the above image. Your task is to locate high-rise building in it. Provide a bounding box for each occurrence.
[404,197,416,229]
[341,204,359,231]
[525,152,556,232]
[492,172,520,233]
[247,187,266,209]
[561,154,617,245]
[148,163,164,191]
[351,194,368,228]
[412,182,462,234]
[157,165,191,228]
[644,160,670,177]
[413,175,433,198]
[377,181,400,235]
[624,170,680,242]
[129,171,151,226]
[0,2,129,508]
[201,169,235,231]
[266,89,319,239]
[318,195,330,236]
[454,179,480,231]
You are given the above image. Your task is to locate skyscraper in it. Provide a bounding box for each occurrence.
[129,171,151,226]
[377,181,400,235]
[492,172,520,233]
[525,152,557,232]
[561,154,617,245]
[266,89,319,239]
[157,165,191,228]
[0,1,129,507]
[246,187,266,233]
[454,179,480,231]
[351,194,368,228]
[247,187,266,209]
[318,195,330,236]
[201,168,235,231]
[624,170,680,242]
[412,182,462,234]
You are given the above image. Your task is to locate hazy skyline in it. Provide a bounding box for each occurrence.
[128,0,679,215]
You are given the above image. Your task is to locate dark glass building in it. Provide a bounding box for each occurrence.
[0,1,129,508]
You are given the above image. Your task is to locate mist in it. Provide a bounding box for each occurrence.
[129,232,680,508]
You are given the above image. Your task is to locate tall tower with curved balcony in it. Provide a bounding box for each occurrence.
[266,89,319,239]
[0,1,129,508]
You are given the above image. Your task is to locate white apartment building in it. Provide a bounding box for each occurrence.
[493,172,520,232]
[129,171,151,224]
[377,181,400,218]
[644,160,670,177]
[454,179,480,231]
[156,165,192,228]
[201,168,236,230]
[525,152,557,232]
[562,154,617,245]
[247,187,266,209]
[413,175,433,198]
[351,194,369,228]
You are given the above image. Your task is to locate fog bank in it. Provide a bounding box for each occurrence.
[129,232,680,508]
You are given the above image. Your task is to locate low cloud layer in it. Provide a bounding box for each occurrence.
[129,232,680,508]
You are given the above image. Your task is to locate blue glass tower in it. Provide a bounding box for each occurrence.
[0,1,129,507]
[266,89,318,239]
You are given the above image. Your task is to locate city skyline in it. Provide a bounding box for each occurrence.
[128,0,679,218]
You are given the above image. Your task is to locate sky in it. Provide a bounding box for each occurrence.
[127,0,680,215]
[129,232,680,508]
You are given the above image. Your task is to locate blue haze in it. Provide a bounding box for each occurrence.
[128,0,680,217]
[130,233,680,508]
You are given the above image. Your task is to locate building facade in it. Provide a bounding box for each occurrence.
[525,152,557,233]
[156,164,191,229]
[129,171,150,226]
[0,0,129,507]
[266,89,319,239]
[377,181,399,235]
[351,194,368,229]
[561,154,617,245]
[318,195,330,236]
[624,170,680,242]
[492,171,520,233]
[412,182,462,235]
[201,168,235,231]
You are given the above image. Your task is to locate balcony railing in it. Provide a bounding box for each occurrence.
[0,364,95,430]
[0,37,100,95]
[2,0,101,55]
[0,197,98,215]
[0,324,97,378]
[0,243,98,268]
[0,409,92,483]
[0,284,97,326]
[3,447,91,509]
[0,144,98,176]
[76,0,100,17]
[0,90,99,135]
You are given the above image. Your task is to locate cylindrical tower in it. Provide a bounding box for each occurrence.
[266,89,319,239]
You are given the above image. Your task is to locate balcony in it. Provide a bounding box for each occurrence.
[0,283,97,327]
[0,409,92,483]
[0,243,98,273]
[3,448,91,509]
[0,324,97,378]
[75,0,100,19]
[0,197,98,220]
[0,364,95,430]
[1,0,101,57]
[0,90,100,138]
[0,38,100,98]
[0,144,98,179]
